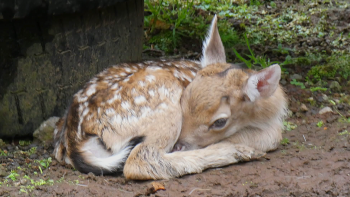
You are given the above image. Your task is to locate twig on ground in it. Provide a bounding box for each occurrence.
[189,188,211,195]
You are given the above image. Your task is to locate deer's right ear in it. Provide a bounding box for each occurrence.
[200,15,226,68]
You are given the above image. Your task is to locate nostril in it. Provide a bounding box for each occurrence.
[172,143,185,152]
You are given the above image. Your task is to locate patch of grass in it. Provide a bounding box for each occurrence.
[0,149,8,156]
[28,147,37,155]
[292,142,306,151]
[280,137,290,146]
[18,140,31,146]
[316,120,324,128]
[307,54,350,83]
[233,34,280,69]
[310,87,327,92]
[338,130,349,136]
[290,79,305,89]
[6,170,19,181]
[283,121,297,131]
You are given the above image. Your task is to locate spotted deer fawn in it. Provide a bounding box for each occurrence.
[53,15,287,180]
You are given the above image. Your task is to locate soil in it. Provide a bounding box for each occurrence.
[1,1,350,197]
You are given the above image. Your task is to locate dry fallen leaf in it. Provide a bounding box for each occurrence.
[146,181,166,194]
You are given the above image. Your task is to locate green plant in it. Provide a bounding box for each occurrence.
[270,1,277,8]
[6,170,19,181]
[250,0,262,6]
[19,140,31,146]
[338,130,349,136]
[310,87,327,92]
[36,157,52,169]
[233,34,279,68]
[283,121,297,131]
[280,137,290,145]
[293,142,306,151]
[28,147,37,155]
[317,120,324,127]
[290,79,305,89]
[0,149,7,156]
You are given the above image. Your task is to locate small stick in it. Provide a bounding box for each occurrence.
[189,188,211,195]
[303,135,306,142]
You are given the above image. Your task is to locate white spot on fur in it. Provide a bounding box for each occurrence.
[119,72,127,77]
[86,114,94,121]
[138,81,145,87]
[123,78,129,82]
[111,83,118,90]
[140,106,151,117]
[106,108,116,116]
[77,95,88,103]
[158,86,169,97]
[124,68,132,73]
[82,108,89,117]
[107,94,121,104]
[146,66,161,71]
[134,95,146,105]
[86,84,97,96]
[121,101,130,110]
[146,75,156,83]
[160,103,167,109]
[131,88,137,95]
[148,90,155,97]
[111,114,122,125]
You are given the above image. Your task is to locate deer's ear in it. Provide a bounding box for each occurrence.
[200,15,226,68]
[243,64,281,102]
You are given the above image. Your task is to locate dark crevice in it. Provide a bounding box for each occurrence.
[39,93,46,120]
[36,21,46,53]
[59,19,67,51]
[14,95,24,125]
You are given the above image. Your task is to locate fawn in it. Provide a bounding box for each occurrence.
[53,15,287,180]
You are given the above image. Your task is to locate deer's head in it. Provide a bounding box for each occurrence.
[175,15,286,151]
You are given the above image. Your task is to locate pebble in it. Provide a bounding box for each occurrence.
[30,154,38,159]
[319,107,333,115]
[0,165,7,177]
[14,182,21,187]
[87,172,97,181]
[20,179,27,185]
[329,81,341,91]
[300,103,308,112]
[337,104,344,110]
[290,74,303,81]
[280,79,287,85]
[322,94,328,101]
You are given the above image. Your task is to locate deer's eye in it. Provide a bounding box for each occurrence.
[210,118,227,130]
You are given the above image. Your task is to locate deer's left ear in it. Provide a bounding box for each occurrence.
[201,15,226,68]
[243,64,281,102]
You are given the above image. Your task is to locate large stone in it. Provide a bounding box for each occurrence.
[319,107,333,115]
[290,74,303,81]
[33,117,60,144]
[329,81,341,92]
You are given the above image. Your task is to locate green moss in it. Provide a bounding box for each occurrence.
[307,54,350,83]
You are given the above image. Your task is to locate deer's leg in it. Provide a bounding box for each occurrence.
[124,140,264,180]
[225,126,283,153]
